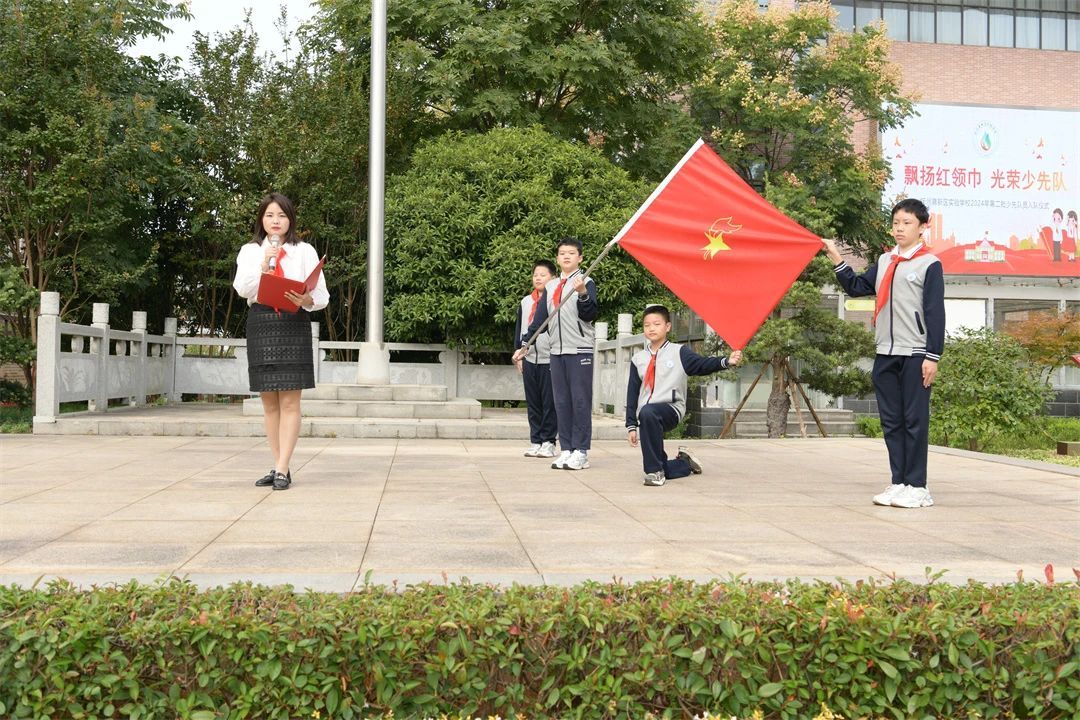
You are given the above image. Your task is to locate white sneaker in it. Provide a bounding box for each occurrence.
[565,450,590,470]
[551,450,572,469]
[891,485,934,508]
[873,484,907,506]
[536,441,556,458]
[643,470,666,487]
[524,443,542,457]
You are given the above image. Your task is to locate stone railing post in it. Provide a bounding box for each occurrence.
[163,317,180,402]
[593,321,608,413]
[131,311,147,407]
[439,348,460,398]
[33,292,61,426]
[615,313,633,420]
[311,321,320,384]
[90,303,110,412]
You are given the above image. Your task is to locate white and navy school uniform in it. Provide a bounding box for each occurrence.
[515,290,557,446]
[833,243,945,488]
[233,239,329,392]
[524,270,599,452]
[625,341,731,477]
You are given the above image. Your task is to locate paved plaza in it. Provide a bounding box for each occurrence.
[0,435,1076,591]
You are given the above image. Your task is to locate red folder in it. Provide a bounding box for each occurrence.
[257,255,327,312]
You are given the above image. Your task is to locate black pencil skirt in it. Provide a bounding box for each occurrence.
[245,303,315,392]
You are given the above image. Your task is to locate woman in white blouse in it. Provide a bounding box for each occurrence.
[233,193,329,491]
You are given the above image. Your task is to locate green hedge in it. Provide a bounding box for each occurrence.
[2,578,1077,719]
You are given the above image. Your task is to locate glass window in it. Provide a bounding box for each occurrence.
[911,3,937,40]
[988,0,1015,7]
[993,299,1061,331]
[1040,1,1067,11]
[944,299,988,335]
[964,6,989,42]
[834,1,856,30]
[938,4,963,42]
[1016,10,1040,46]
[857,1,884,27]
[1068,14,1079,50]
[884,2,910,39]
[989,9,1015,44]
[1042,12,1067,48]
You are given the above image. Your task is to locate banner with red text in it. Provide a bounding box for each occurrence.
[883,104,1079,278]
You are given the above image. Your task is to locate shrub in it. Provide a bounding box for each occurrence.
[0,379,31,407]
[931,328,1054,452]
[1,577,1077,719]
[0,405,31,433]
[854,415,881,438]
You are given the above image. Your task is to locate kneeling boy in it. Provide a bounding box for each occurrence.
[626,305,742,487]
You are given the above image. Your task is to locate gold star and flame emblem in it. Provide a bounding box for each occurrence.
[702,217,742,259]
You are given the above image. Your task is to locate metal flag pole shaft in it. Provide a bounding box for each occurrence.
[366,0,387,345]
[516,238,621,356]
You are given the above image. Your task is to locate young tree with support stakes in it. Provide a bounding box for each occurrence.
[691,0,915,437]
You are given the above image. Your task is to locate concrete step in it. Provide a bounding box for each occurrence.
[242,397,480,419]
[301,384,448,402]
[34,406,630,440]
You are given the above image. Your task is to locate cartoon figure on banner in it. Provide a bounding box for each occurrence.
[1037,208,1067,262]
[1065,210,1078,263]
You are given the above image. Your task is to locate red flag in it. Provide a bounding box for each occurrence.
[615,139,822,349]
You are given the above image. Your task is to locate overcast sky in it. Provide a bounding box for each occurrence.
[127,0,319,65]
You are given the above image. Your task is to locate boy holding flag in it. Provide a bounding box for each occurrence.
[822,199,945,509]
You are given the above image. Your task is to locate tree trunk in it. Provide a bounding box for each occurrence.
[765,356,790,438]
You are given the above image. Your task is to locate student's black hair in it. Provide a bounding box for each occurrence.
[891,198,930,225]
[643,304,671,323]
[556,236,584,254]
[533,259,557,276]
[1068,210,1078,222]
[1052,208,1064,219]
[251,193,300,245]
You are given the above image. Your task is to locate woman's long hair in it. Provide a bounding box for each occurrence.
[251,193,300,245]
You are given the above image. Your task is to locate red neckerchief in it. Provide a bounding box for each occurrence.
[874,245,928,324]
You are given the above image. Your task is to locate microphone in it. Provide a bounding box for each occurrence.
[267,234,281,271]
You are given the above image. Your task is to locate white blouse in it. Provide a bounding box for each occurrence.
[233,239,330,311]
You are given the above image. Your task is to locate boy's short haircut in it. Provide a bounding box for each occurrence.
[643,304,671,323]
[556,236,584,254]
[533,259,557,275]
[892,198,930,225]
[1053,208,1063,219]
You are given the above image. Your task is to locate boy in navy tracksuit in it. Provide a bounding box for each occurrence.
[822,198,945,509]
[514,237,598,471]
[514,260,558,459]
[626,305,743,487]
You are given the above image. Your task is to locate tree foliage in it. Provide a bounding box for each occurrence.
[690,0,914,436]
[932,328,1054,452]
[691,0,913,253]
[0,0,192,326]
[0,265,37,389]
[383,126,669,346]
[378,0,712,179]
[1003,311,1080,384]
